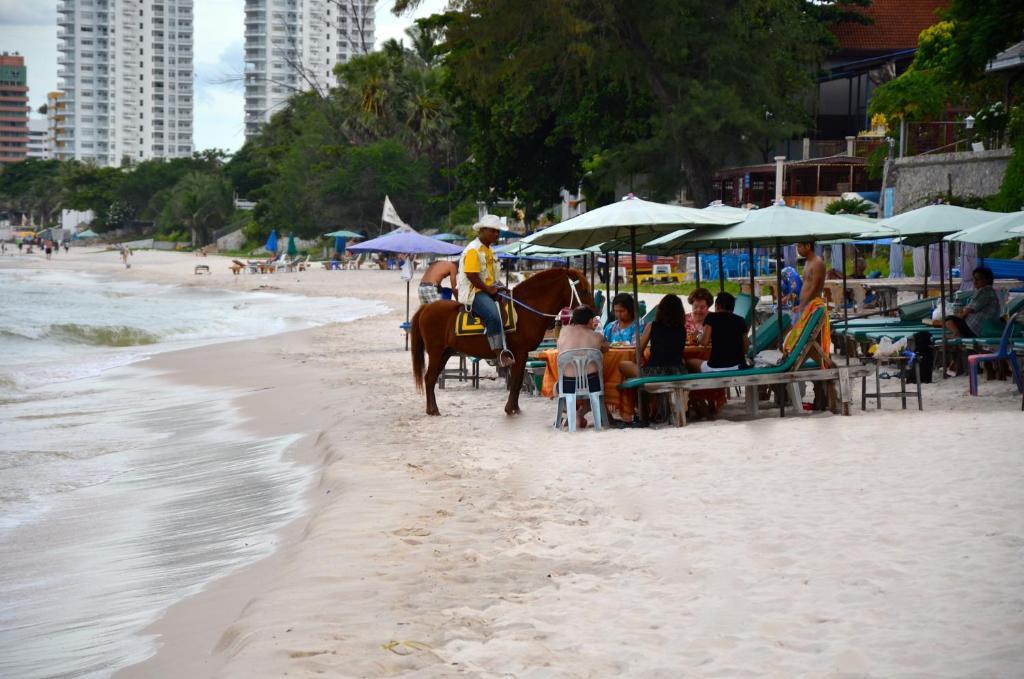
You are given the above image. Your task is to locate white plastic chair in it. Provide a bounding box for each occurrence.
[553,348,606,432]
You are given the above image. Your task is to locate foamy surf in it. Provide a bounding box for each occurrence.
[0,269,387,678]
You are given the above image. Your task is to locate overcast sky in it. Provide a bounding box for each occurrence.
[0,0,447,153]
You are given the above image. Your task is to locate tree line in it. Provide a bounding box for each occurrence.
[3,0,1019,247]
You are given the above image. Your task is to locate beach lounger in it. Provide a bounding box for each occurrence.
[621,308,871,426]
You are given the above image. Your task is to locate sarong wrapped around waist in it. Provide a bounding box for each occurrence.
[783,297,830,361]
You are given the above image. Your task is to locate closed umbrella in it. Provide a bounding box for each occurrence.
[888,243,905,278]
[264,229,278,254]
[286,233,298,257]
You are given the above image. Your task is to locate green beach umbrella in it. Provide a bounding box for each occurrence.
[858,204,1000,247]
[75,229,98,238]
[945,210,1024,244]
[286,233,298,256]
[323,229,363,239]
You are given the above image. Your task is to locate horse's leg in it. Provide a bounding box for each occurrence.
[504,353,527,415]
[424,349,447,416]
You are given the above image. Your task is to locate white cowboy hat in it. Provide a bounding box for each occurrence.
[472,214,504,232]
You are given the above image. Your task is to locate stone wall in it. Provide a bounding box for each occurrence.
[886,148,1013,214]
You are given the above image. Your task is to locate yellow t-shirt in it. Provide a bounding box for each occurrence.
[462,242,496,287]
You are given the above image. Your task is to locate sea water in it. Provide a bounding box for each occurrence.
[0,268,386,678]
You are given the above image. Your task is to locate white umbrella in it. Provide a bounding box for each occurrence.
[523,194,739,249]
[859,204,1001,246]
[946,210,1024,244]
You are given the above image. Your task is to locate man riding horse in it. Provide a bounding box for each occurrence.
[458,214,515,367]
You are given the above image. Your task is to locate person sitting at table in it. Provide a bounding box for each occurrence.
[686,291,749,373]
[943,266,1003,376]
[685,287,714,344]
[619,294,687,380]
[557,305,609,428]
[603,293,641,344]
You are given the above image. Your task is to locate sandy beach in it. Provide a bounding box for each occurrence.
[5,247,1024,678]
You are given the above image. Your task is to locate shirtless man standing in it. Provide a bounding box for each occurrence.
[783,239,832,369]
[794,241,824,316]
[418,259,458,305]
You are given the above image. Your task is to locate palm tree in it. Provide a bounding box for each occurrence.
[163,172,234,246]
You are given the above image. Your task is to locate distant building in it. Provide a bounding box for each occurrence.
[26,119,48,159]
[0,52,30,165]
[244,0,377,138]
[47,91,72,161]
[815,0,949,140]
[57,0,195,166]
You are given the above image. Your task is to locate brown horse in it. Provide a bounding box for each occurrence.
[411,268,594,416]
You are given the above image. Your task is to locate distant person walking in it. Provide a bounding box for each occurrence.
[120,245,132,269]
[44,241,53,260]
[63,241,69,253]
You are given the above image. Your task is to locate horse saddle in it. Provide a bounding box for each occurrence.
[455,300,517,336]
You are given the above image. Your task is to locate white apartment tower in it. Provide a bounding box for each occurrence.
[244,0,377,138]
[56,0,194,166]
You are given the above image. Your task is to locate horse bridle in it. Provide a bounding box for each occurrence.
[497,278,584,319]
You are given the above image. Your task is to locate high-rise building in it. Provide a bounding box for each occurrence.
[0,52,31,165]
[244,0,377,138]
[27,119,48,159]
[56,0,195,166]
[47,91,72,161]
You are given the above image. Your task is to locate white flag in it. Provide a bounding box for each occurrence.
[382,195,413,231]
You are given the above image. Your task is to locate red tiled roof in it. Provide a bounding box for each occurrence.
[831,0,948,53]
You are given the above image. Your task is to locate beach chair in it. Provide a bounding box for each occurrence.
[749,312,792,357]
[967,310,1024,396]
[553,348,606,432]
[733,292,755,325]
[621,308,871,426]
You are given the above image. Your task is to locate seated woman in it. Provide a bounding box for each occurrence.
[603,293,641,344]
[685,287,714,344]
[557,306,609,428]
[620,294,687,380]
[943,266,1003,374]
[686,291,749,373]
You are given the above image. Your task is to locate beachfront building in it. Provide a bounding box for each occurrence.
[244,0,377,138]
[46,91,73,161]
[0,52,31,166]
[56,0,195,166]
[26,119,48,159]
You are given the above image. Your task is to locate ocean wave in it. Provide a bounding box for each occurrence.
[46,323,161,347]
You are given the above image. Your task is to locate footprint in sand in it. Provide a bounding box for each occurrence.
[393,527,432,537]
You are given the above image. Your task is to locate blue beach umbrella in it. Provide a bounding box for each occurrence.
[264,229,278,254]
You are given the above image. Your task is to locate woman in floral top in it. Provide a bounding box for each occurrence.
[685,288,714,344]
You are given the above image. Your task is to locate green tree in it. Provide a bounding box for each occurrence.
[0,158,64,226]
[419,0,861,211]
[158,172,234,246]
[943,0,1024,82]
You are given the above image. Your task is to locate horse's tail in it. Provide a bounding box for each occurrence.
[411,307,426,393]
